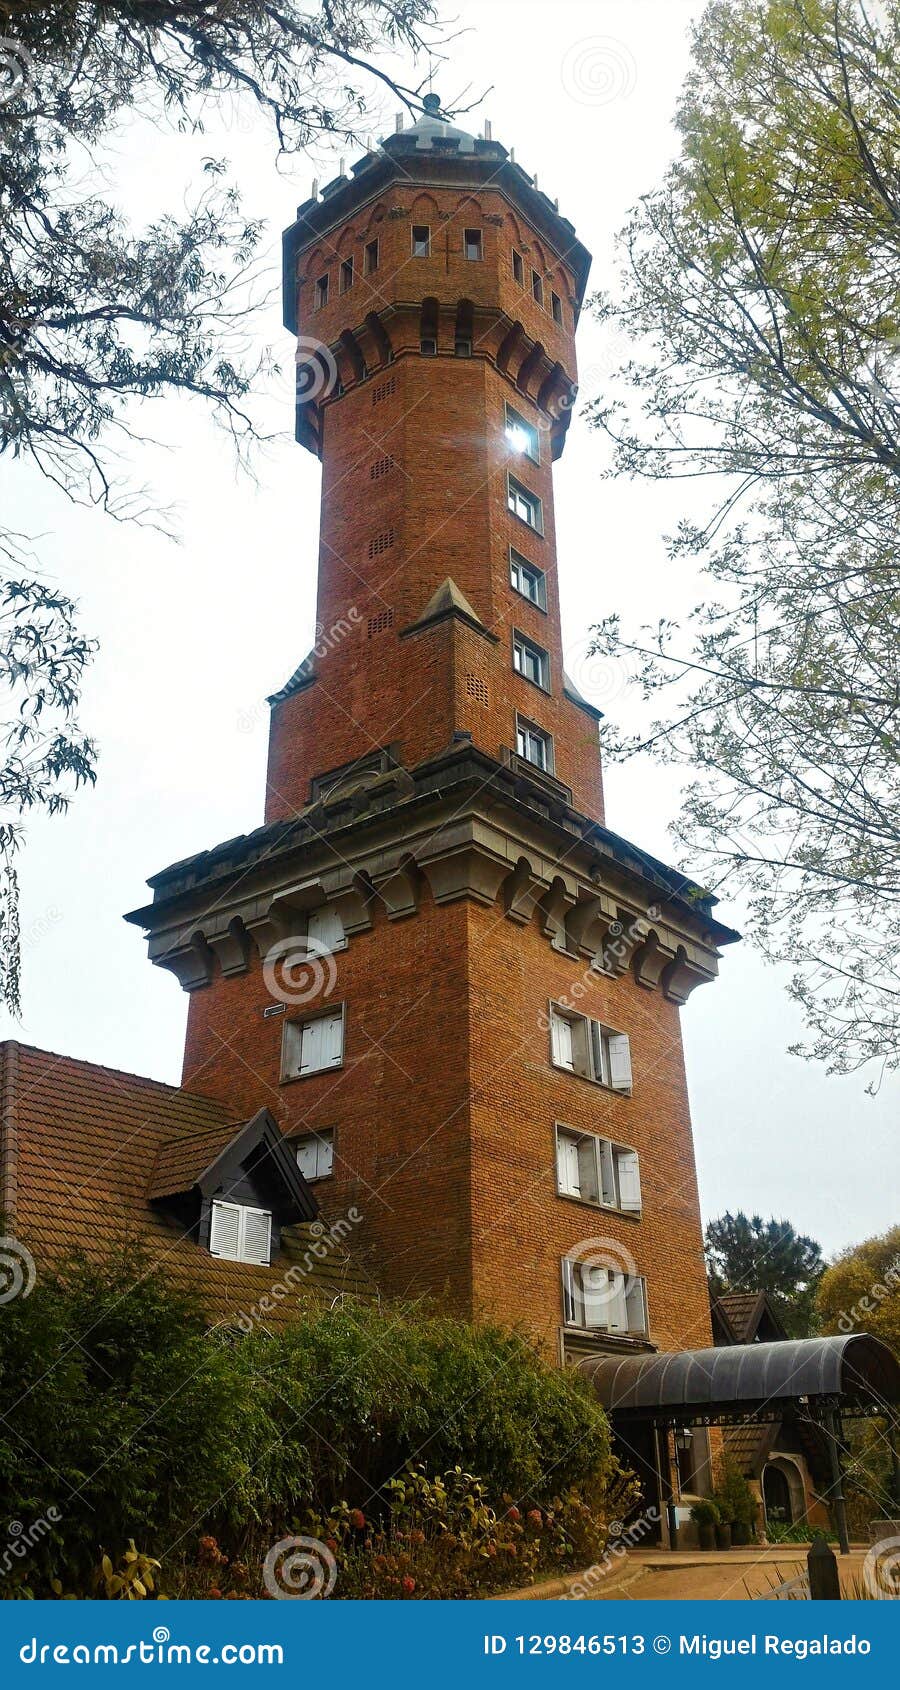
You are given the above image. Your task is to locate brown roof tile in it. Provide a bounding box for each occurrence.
[0,1040,369,1328]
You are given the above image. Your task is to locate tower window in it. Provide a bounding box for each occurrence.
[512,249,524,285]
[340,257,354,293]
[551,290,563,326]
[365,239,380,274]
[420,337,437,356]
[295,1128,335,1182]
[531,270,544,306]
[505,403,540,464]
[507,475,543,533]
[548,1005,633,1093]
[509,549,546,610]
[516,715,553,773]
[513,630,550,692]
[209,1201,272,1266]
[464,228,483,261]
[411,225,431,257]
[454,337,472,357]
[314,274,329,310]
[281,1006,345,1081]
[561,1258,648,1336]
[555,1125,642,1212]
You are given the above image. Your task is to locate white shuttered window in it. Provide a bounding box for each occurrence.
[209,1201,272,1265]
[555,1127,642,1213]
[561,1257,649,1336]
[282,1007,345,1080]
[548,1006,632,1093]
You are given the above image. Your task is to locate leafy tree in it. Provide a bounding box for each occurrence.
[817,1223,900,1352]
[705,1210,826,1335]
[816,1226,900,1522]
[0,0,444,1012]
[589,0,900,1080]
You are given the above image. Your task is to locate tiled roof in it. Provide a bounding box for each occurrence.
[0,1041,369,1328]
[147,1118,249,1200]
[713,1292,769,1343]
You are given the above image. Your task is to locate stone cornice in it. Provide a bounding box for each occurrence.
[126,748,738,1003]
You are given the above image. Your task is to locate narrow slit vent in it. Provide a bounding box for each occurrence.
[466,674,489,706]
[368,528,395,558]
[367,609,395,637]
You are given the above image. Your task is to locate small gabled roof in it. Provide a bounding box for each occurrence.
[712,1290,788,1345]
[148,1106,318,1224]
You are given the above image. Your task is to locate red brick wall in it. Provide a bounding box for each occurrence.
[266,178,604,821]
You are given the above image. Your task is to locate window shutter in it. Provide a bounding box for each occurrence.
[582,1265,611,1330]
[598,1139,617,1207]
[561,1258,578,1326]
[576,1136,600,1204]
[296,1137,318,1180]
[307,906,344,954]
[318,1131,334,1177]
[550,1011,574,1070]
[281,1020,302,1079]
[625,1276,648,1336]
[557,1133,580,1196]
[299,1015,326,1074]
[606,1270,628,1333]
[617,1148,642,1212]
[209,1201,241,1260]
[323,1009,344,1067]
[242,1207,272,1266]
[608,1032,633,1093]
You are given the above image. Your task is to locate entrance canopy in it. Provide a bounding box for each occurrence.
[580,1335,900,1427]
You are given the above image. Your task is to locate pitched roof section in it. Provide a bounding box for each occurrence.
[0,1041,368,1327]
[402,577,497,642]
[713,1291,789,1344]
[148,1105,317,1224]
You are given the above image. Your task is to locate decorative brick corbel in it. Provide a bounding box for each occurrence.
[150,931,215,992]
[375,855,423,921]
[502,856,543,924]
[631,929,670,991]
[661,945,715,1004]
[204,916,253,978]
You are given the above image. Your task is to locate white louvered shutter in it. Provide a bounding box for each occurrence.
[561,1258,578,1326]
[298,1015,325,1074]
[608,1032,633,1093]
[307,905,345,954]
[323,1009,344,1066]
[242,1207,272,1266]
[576,1136,600,1204]
[582,1265,611,1331]
[558,1133,581,1196]
[209,1201,241,1260]
[551,1011,574,1070]
[606,1270,629,1333]
[598,1139,617,1207]
[625,1276,648,1336]
[617,1149,642,1212]
[318,1131,335,1176]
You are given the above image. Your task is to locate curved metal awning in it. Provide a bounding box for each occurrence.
[580,1335,900,1425]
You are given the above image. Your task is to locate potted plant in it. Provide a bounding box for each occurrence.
[714,1515,732,1551]
[715,1460,759,1546]
[690,1499,720,1551]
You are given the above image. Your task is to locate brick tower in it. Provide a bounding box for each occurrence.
[128,97,737,1372]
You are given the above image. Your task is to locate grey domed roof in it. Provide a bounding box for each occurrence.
[382,92,478,155]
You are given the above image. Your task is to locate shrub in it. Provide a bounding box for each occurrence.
[713,1458,758,1529]
[0,1246,619,1598]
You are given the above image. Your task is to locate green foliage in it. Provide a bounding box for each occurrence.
[689,1498,720,1526]
[0,1247,617,1598]
[706,1211,825,1335]
[589,0,900,1077]
[713,1458,759,1529]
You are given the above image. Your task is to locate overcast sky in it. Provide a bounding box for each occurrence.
[1,0,896,1258]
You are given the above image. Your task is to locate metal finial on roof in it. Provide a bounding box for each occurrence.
[395,112,403,132]
[422,91,442,114]
[484,119,492,140]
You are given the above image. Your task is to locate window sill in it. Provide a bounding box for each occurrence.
[556,1188,641,1220]
[562,1322,650,1343]
[514,669,552,698]
[510,586,548,614]
[280,1063,344,1085]
[550,1058,632,1098]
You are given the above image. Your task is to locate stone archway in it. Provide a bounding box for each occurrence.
[763,1457,805,1528]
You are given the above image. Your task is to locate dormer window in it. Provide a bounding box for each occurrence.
[209,1200,272,1265]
